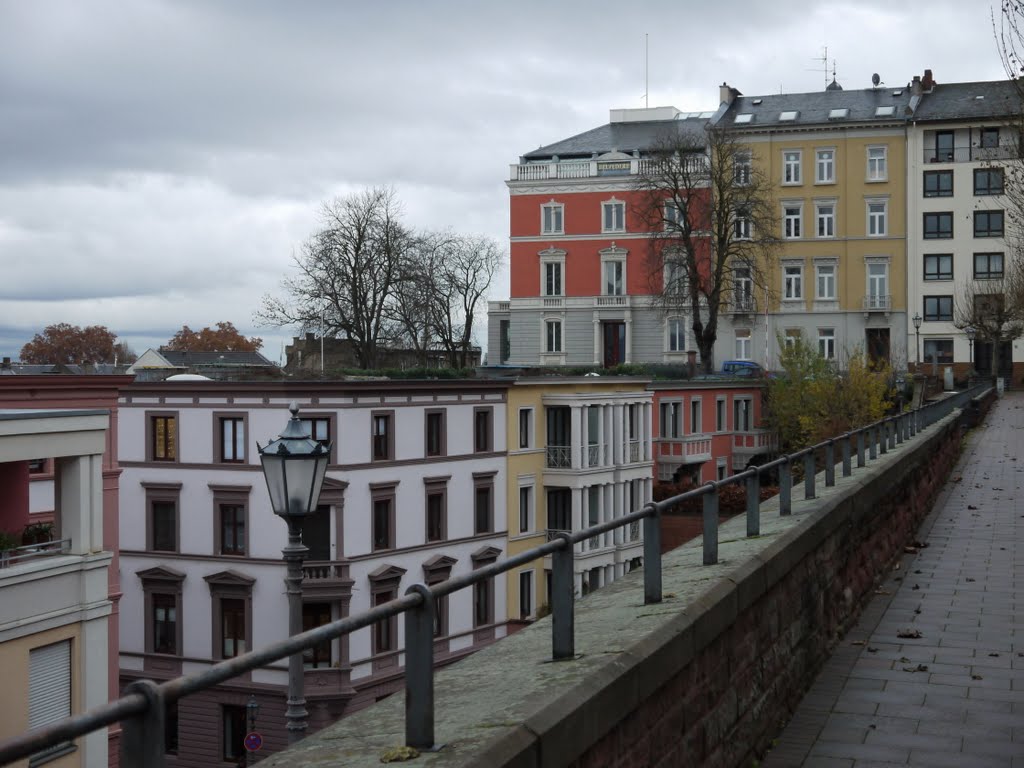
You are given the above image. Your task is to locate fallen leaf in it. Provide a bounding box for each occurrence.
[851,640,866,646]
[972,674,983,681]
[989,653,1000,657]
[968,505,979,510]
[904,546,918,554]
[912,584,920,590]
[897,628,923,639]
[966,577,976,582]
[874,589,892,596]
[904,663,929,673]
[953,476,963,483]
[867,647,878,653]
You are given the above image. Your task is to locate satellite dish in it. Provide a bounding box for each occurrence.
[871,73,881,87]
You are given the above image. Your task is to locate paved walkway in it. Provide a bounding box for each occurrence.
[763,392,1024,767]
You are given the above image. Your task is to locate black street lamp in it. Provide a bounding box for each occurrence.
[258,402,332,746]
[912,312,922,372]
[966,325,976,371]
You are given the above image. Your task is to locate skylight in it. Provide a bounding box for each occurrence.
[779,110,798,121]
[752,98,763,105]
[734,113,753,124]
[875,105,896,117]
[891,90,903,96]
[828,108,849,119]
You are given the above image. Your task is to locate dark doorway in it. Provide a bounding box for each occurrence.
[603,322,626,367]
[975,340,1013,382]
[304,504,331,561]
[866,328,890,368]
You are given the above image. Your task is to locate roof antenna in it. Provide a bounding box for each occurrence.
[808,45,829,89]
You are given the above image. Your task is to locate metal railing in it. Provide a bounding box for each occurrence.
[546,445,571,468]
[0,384,992,767]
[0,538,72,569]
[862,294,891,311]
[923,145,1016,163]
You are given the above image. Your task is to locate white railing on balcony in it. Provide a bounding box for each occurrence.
[732,429,774,454]
[510,154,707,182]
[543,297,563,308]
[0,538,71,569]
[596,295,628,307]
[628,440,641,462]
[923,145,1016,163]
[655,435,713,463]
[863,294,891,312]
[732,296,756,313]
[302,561,348,581]
[629,520,641,542]
[489,296,638,312]
[546,445,571,468]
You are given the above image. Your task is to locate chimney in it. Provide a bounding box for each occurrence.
[921,69,935,91]
[719,82,741,106]
[911,75,922,97]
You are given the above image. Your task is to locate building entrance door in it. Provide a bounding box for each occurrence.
[603,322,626,367]
[975,340,1013,383]
[866,328,890,367]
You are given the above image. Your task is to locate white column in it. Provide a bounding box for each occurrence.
[57,454,104,554]
[81,614,110,768]
[596,404,606,467]
[581,406,590,469]
[602,403,612,466]
[624,309,633,363]
[570,405,583,469]
[612,404,623,464]
[592,312,601,365]
[571,488,583,555]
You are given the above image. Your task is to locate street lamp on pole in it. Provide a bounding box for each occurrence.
[912,312,922,372]
[258,402,332,745]
[966,325,976,371]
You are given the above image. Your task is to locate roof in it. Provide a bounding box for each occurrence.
[522,116,709,160]
[910,79,1022,122]
[158,350,274,367]
[718,86,915,129]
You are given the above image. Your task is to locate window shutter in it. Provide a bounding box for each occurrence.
[30,640,72,728]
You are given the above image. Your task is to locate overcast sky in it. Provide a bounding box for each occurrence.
[0,0,1008,363]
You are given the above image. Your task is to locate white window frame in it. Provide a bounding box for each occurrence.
[867,146,887,182]
[538,248,566,297]
[517,482,534,534]
[867,258,889,304]
[783,263,803,301]
[544,319,563,353]
[733,396,753,432]
[817,328,836,360]
[816,148,835,184]
[815,201,836,238]
[664,200,684,229]
[689,397,702,434]
[716,396,728,432]
[735,329,752,360]
[601,199,625,233]
[734,208,752,240]
[663,254,687,299]
[783,150,802,185]
[541,201,564,235]
[784,329,801,348]
[602,259,625,296]
[517,407,533,450]
[660,400,682,439]
[815,261,836,301]
[867,199,888,237]
[734,153,752,185]
[783,202,803,239]
[733,265,753,309]
[667,317,686,352]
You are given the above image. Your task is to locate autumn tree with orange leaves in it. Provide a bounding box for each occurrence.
[19,323,121,364]
[164,322,263,352]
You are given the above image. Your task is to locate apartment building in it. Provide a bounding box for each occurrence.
[504,377,654,619]
[906,74,1022,381]
[117,379,507,766]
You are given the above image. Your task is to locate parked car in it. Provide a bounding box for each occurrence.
[721,360,766,378]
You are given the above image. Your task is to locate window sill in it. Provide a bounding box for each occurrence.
[866,177,888,183]
[29,742,77,767]
[814,180,837,186]
[780,181,803,186]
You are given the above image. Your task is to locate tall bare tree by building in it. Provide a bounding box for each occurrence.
[257,187,412,369]
[633,125,779,372]
[953,255,1024,376]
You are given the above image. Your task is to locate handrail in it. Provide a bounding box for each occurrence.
[0,383,992,767]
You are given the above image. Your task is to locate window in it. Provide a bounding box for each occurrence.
[867,146,887,181]
[302,603,332,669]
[924,170,953,197]
[816,263,836,300]
[165,701,179,755]
[216,415,246,463]
[220,598,246,658]
[499,319,510,363]
[545,320,562,353]
[367,564,405,665]
[145,482,180,553]
[734,207,752,239]
[371,411,393,461]
[28,458,48,474]
[974,210,1004,237]
[659,401,681,438]
[924,254,953,281]
[734,397,752,432]
[923,338,954,365]
[543,260,563,296]
[473,407,493,452]
[153,593,177,650]
[734,266,753,309]
[818,329,836,360]
[149,413,178,462]
[298,416,331,448]
[667,317,686,352]
[218,504,246,556]
[473,474,494,534]
[816,149,835,183]
[689,398,702,434]
[518,408,533,449]
[981,127,1000,148]
[222,705,246,763]
[602,200,625,232]
[425,480,446,542]
[422,557,451,638]
[716,397,727,431]
[783,204,802,238]
[924,212,953,239]
[934,130,954,162]
[975,252,1004,279]
[735,329,751,360]
[541,202,564,234]
[664,200,684,227]
[868,262,889,305]
[425,409,445,457]
[518,485,533,534]
[371,485,396,550]
[974,168,1004,196]
[784,264,803,300]
[603,259,624,295]
[519,570,534,619]
[783,150,801,184]
[373,587,397,654]
[29,640,72,763]
[867,200,887,236]
[924,295,954,321]
[784,329,801,348]
[815,203,835,237]
[734,153,751,185]
[779,110,799,122]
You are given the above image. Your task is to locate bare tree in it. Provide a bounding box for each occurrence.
[257,187,412,369]
[953,256,1024,377]
[633,125,779,372]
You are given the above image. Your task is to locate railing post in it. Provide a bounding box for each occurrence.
[879,421,889,454]
[120,680,166,768]
[804,451,816,499]
[746,468,760,537]
[856,429,865,468]
[888,418,897,450]
[779,457,792,516]
[909,409,917,436]
[825,440,836,486]
[703,483,719,565]
[551,532,576,660]
[869,424,878,459]
[841,433,852,477]
[404,583,436,750]
[642,503,662,605]
[895,414,904,444]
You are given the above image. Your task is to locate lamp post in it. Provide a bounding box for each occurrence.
[966,325,976,372]
[243,695,260,766]
[258,402,332,745]
[912,312,922,372]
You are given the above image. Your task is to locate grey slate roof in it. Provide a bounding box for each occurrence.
[910,80,1022,122]
[718,86,915,129]
[522,116,709,160]
[159,350,274,367]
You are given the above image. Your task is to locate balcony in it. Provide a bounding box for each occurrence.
[301,560,352,600]
[655,434,713,465]
[489,296,639,313]
[546,445,571,469]
[729,296,757,315]
[510,156,707,183]
[732,429,774,456]
[923,145,1016,163]
[0,537,71,568]
[862,294,891,316]
[545,528,571,542]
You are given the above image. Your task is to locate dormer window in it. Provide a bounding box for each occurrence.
[779,111,798,121]
[875,105,896,117]
[734,113,754,124]
[828,108,849,119]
